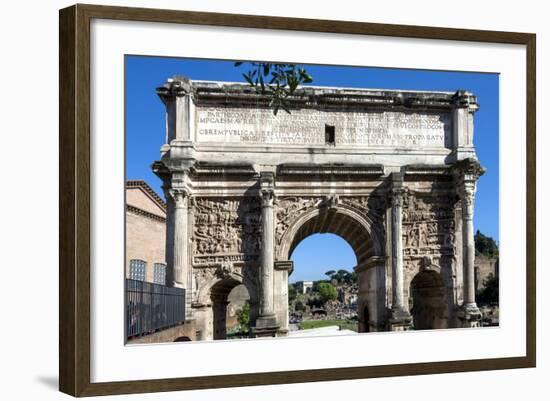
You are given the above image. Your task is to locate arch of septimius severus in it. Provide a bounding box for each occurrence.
[152,76,485,341]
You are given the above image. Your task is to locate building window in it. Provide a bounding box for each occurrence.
[129,259,146,281]
[153,263,167,285]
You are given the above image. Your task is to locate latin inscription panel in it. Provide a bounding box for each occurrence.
[195,106,451,148]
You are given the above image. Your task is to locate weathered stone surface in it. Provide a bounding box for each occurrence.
[152,77,485,340]
[127,320,197,344]
[192,197,261,265]
[196,107,451,148]
[474,255,499,291]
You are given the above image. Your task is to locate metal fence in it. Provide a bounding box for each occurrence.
[126,279,186,339]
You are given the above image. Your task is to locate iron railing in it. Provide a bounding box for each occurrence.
[125,279,186,339]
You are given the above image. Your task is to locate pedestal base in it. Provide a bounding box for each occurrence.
[276,328,289,337]
[457,304,482,328]
[388,308,412,331]
[191,304,213,341]
[252,314,280,337]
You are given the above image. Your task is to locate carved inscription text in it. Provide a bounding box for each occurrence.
[196,107,451,148]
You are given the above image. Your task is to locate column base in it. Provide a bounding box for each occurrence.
[191,303,213,341]
[252,314,280,337]
[388,308,412,331]
[457,303,482,328]
[276,328,289,337]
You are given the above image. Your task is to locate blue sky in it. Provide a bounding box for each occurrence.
[126,56,499,283]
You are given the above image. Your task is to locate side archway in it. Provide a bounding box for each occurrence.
[193,267,259,341]
[410,268,449,330]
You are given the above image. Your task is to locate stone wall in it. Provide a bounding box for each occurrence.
[153,77,485,336]
[127,320,197,344]
[474,255,499,291]
[157,78,479,167]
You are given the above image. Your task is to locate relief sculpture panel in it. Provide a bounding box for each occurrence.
[193,197,261,266]
[339,195,387,226]
[275,197,323,247]
[402,192,457,258]
[274,195,388,255]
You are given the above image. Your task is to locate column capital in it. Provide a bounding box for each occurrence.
[389,172,406,208]
[390,188,407,208]
[259,171,275,208]
[167,187,191,208]
[452,157,485,184]
[452,158,484,220]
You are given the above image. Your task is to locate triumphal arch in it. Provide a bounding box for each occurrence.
[153,76,485,340]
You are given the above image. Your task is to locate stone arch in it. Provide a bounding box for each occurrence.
[277,204,385,264]
[197,271,236,305]
[409,268,449,330]
[274,203,386,334]
[226,284,251,336]
[194,266,259,340]
[404,256,457,324]
[210,276,242,340]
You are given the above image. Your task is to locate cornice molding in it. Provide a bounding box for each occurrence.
[126,205,166,223]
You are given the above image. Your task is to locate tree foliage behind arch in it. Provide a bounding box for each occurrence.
[474,230,499,258]
[235,62,313,115]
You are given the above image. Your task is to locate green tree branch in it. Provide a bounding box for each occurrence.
[235,62,313,115]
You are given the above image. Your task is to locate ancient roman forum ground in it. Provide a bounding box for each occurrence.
[153,77,485,340]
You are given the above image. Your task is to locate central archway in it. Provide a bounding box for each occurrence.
[289,233,357,331]
[290,233,357,282]
[274,204,387,335]
[278,205,384,266]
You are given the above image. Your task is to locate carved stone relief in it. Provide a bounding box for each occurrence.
[402,192,457,258]
[340,195,387,226]
[274,195,388,254]
[192,197,261,266]
[274,197,323,246]
[402,191,458,293]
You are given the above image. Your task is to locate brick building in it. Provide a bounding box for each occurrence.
[125,180,167,284]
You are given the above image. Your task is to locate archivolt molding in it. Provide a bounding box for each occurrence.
[275,196,386,263]
[404,254,456,293]
[194,263,258,306]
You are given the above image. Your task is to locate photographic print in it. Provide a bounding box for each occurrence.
[59,5,535,395]
[124,56,499,344]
